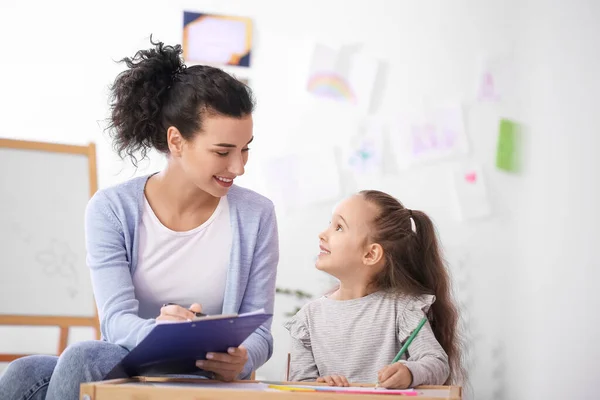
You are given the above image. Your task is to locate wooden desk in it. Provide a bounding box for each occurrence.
[80,377,462,400]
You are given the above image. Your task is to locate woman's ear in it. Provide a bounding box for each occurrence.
[363,242,384,266]
[167,126,184,156]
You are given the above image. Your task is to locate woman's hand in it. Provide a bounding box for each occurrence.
[196,346,248,382]
[316,375,350,387]
[157,303,203,323]
[377,362,413,389]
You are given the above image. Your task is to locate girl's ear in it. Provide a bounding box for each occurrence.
[363,242,384,266]
[167,126,184,156]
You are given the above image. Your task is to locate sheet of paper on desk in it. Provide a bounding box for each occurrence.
[269,384,419,395]
[288,386,452,397]
[122,381,453,397]
[123,381,271,391]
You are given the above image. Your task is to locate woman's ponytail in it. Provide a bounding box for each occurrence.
[106,36,186,165]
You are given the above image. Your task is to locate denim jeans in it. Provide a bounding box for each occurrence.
[0,340,128,400]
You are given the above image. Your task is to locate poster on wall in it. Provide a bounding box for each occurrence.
[182,11,253,67]
[474,54,515,103]
[341,118,384,175]
[496,118,521,173]
[390,103,470,169]
[451,163,492,221]
[306,43,379,113]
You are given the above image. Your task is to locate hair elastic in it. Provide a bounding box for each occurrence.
[408,209,417,233]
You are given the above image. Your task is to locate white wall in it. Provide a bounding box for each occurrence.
[506,1,600,399]
[0,1,598,399]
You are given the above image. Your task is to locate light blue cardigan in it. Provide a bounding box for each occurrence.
[84,174,279,378]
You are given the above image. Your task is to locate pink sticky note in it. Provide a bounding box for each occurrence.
[464,172,477,183]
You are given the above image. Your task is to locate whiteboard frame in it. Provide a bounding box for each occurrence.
[0,138,100,362]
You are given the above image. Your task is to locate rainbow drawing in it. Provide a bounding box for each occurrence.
[306,73,356,103]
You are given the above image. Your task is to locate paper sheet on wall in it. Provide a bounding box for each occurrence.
[341,118,384,175]
[475,55,515,103]
[390,103,469,169]
[259,149,341,213]
[496,118,521,172]
[451,163,492,221]
[306,43,379,113]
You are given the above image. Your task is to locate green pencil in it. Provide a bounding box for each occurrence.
[376,316,429,387]
[392,316,428,363]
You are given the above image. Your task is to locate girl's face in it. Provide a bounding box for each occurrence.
[316,195,381,279]
[175,114,253,197]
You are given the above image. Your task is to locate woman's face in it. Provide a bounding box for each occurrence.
[176,114,254,197]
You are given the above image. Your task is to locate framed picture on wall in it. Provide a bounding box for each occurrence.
[182,11,253,68]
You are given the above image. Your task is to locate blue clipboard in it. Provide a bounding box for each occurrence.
[118,310,272,377]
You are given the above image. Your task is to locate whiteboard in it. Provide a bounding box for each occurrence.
[0,142,96,318]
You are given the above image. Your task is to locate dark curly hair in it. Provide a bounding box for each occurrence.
[106,35,255,166]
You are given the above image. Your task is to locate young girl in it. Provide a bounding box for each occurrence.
[0,38,278,400]
[285,190,462,388]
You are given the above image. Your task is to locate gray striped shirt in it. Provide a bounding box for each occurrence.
[284,291,449,386]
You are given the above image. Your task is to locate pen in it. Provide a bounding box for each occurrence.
[393,316,428,363]
[376,316,428,387]
[162,303,208,317]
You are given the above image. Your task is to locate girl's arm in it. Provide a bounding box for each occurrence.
[85,191,156,350]
[289,337,320,381]
[237,204,279,379]
[397,297,450,386]
[400,319,450,386]
[285,310,320,382]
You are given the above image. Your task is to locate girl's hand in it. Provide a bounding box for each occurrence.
[196,346,248,382]
[377,362,413,389]
[157,303,202,322]
[316,375,350,387]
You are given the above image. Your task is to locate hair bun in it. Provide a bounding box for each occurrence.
[107,35,186,165]
[140,35,186,89]
[156,39,185,81]
[107,35,254,167]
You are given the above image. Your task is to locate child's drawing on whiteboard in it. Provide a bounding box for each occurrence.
[391,104,469,168]
[35,238,79,298]
[451,163,492,221]
[259,149,342,214]
[306,43,379,113]
[342,119,384,175]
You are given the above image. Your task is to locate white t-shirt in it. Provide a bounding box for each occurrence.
[133,195,231,318]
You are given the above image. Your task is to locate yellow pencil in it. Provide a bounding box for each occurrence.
[268,384,315,392]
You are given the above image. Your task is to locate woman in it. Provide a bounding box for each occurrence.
[0,38,278,400]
